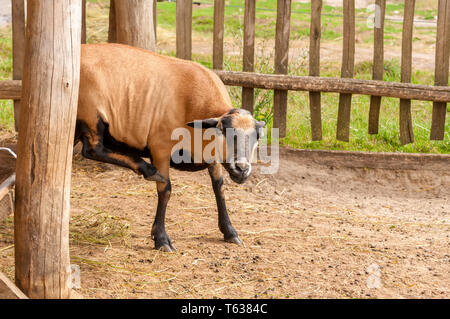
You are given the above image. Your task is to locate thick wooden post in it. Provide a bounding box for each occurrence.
[430,0,450,140]
[273,0,292,138]
[14,0,82,299]
[11,0,25,132]
[176,0,193,59]
[115,0,156,51]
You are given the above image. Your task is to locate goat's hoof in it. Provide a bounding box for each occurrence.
[225,236,242,245]
[145,172,166,183]
[158,244,176,252]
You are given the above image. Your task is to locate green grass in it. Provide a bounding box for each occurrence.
[0,27,14,131]
[0,0,447,153]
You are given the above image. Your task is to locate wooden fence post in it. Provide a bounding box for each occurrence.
[336,0,355,142]
[368,0,386,134]
[108,0,117,43]
[309,0,323,141]
[242,0,256,113]
[399,0,415,145]
[14,0,82,299]
[176,0,192,60]
[82,0,86,44]
[153,0,157,43]
[430,0,450,140]
[11,0,25,132]
[213,0,225,70]
[115,0,156,51]
[273,0,292,138]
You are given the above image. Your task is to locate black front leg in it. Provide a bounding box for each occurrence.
[208,164,242,245]
[151,180,176,252]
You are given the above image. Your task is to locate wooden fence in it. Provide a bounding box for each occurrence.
[176,0,450,143]
[0,0,449,144]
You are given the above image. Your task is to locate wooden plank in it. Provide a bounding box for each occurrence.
[0,174,15,201]
[0,80,22,99]
[368,0,386,134]
[14,0,82,299]
[273,0,292,138]
[176,0,192,60]
[399,0,416,145]
[309,0,323,141]
[214,71,450,101]
[108,0,116,43]
[282,147,450,171]
[0,164,15,221]
[336,0,355,142]
[242,0,256,112]
[0,191,13,221]
[115,0,157,51]
[213,0,225,69]
[81,0,86,43]
[5,75,450,102]
[11,0,25,132]
[0,272,28,299]
[430,0,450,140]
[0,186,10,201]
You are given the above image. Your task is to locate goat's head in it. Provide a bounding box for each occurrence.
[187,109,265,184]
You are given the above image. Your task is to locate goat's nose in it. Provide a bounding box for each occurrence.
[236,160,249,172]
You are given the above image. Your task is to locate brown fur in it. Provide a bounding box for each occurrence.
[78,43,233,173]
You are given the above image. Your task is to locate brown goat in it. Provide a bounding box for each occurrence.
[76,44,264,251]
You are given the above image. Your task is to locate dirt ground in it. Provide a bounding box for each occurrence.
[0,0,447,300]
[0,136,448,299]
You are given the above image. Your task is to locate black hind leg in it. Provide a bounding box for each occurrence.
[78,119,165,182]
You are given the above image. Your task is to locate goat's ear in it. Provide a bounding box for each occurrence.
[186,118,220,129]
[256,120,266,128]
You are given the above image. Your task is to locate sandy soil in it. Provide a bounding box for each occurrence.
[1,139,448,299]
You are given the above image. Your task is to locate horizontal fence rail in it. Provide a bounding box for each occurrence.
[0,81,21,100]
[214,71,450,102]
[1,73,449,107]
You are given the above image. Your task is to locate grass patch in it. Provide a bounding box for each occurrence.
[0,27,14,131]
[70,209,131,246]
